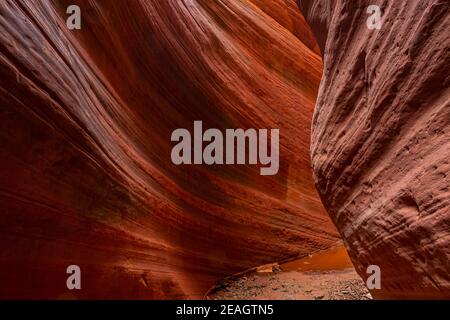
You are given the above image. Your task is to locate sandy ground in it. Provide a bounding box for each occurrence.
[207,247,372,300]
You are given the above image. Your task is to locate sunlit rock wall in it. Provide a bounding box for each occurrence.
[0,0,337,299]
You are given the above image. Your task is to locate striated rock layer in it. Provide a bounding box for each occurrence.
[299,0,450,298]
[0,0,338,299]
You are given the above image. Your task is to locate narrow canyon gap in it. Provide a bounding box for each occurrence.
[1,0,448,300]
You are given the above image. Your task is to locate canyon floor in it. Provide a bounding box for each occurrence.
[207,247,372,300]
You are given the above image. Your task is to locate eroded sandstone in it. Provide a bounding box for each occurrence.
[300,0,450,298]
[0,0,337,299]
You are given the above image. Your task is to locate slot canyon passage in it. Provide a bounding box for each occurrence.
[0,0,448,300]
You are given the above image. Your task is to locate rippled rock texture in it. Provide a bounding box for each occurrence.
[0,0,338,299]
[300,0,450,298]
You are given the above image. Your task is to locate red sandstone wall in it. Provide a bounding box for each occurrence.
[300,0,450,299]
[0,0,337,299]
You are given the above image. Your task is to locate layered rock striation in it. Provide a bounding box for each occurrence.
[0,0,337,299]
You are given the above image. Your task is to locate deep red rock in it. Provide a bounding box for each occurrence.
[0,0,338,299]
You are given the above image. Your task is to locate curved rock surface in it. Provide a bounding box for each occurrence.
[300,0,450,298]
[0,0,338,299]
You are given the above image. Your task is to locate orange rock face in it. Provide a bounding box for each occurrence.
[300,0,450,298]
[0,0,338,299]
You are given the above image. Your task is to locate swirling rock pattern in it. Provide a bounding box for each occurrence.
[300,0,450,298]
[0,0,338,299]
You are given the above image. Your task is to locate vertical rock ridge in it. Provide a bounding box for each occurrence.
[301,0,450,298]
